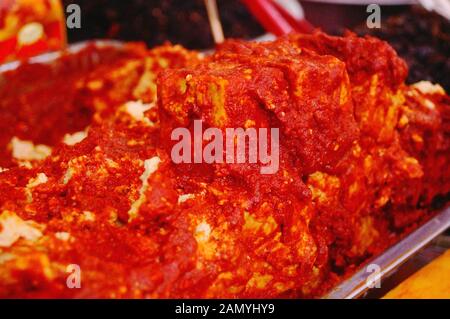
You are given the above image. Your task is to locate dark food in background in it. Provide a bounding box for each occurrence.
[355,7,450,93]
[62,0,265,49]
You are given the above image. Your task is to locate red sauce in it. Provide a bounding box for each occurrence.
[0,33,448,298]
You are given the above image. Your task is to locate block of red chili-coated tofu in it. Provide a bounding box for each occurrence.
[158,37,358,175]
[287,32,409,145]
[287,32,408,89]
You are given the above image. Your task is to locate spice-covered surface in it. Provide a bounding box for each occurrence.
[0,32,449,298]
[355,7,450,93]
[0,0,66,64]
[62,0,265,50]
[0,43,150,168]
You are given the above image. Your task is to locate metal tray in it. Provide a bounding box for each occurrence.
[325,207,450,299]
[1,41,449,299]
[0,40,125,74]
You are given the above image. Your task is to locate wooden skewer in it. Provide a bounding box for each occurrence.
[204,0,225,44]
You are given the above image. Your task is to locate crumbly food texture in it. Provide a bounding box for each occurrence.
[0,32,448,298]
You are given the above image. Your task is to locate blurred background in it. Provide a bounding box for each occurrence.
[61,0,265,49]
[0,0,449,104]
[60,0,449,91]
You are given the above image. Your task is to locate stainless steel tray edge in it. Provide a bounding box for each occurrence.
[0,40,124,73]
[324,207,450,299]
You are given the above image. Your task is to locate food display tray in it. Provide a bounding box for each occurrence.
[1,41,449,299]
